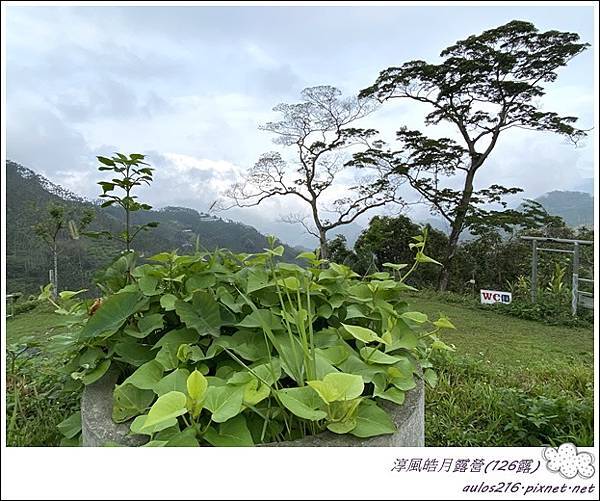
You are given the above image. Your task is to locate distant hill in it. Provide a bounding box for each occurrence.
[535,190,594,228]
[5,160,304,294]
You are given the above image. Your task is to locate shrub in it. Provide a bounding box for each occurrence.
[13,298,40,316]
[6,341,80,446]
[49,237,454,446]
[413,288,593,328]
[491,295,593,328]
[426,353,593,447]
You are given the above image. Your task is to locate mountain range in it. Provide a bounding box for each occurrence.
[4,160,594,294]
[5,160,305,294]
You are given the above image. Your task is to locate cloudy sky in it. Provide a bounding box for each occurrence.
[5,4,595,247]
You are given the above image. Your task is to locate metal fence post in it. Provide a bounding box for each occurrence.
[531,240,538,303]
[572,242,580,316]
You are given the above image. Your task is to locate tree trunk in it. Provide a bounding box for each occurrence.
[319,230,328,261]
[438,168,477,292]
[438,227,460,292]
[52,243,59,299]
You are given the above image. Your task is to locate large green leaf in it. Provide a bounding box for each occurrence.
[359,347,400,365]
[390,373,416,391]
[277,387,327,421]
[185,273,216,292]
[307,373,364,404]
[316,346,349,366]
[237,309,283,330]
[274,334,304,383]
[152,328,199,349]
[247,268,271,293]
[166,427,199,447]
[160,294,177,311]
[57,412,82,439]
[153,368,190,396]
[337,354,385,383]
[327,418,357,434]
[175,292,222,336]
[242,379,270,406]
[187,370,208,401]
[122,360,164,390]
[155,344,179,371]
[385,322,418,351]
[350,401,396,438]
[80,292,146,339]
[142,391,188,430]
[215,329,270,361]
[132,314,165,338]
[113,384,155,423]
[423,368,438,388]
[216,286,242,313]
[341,323,386,344]
[138,275,159,296]
[204,385,245,423]
[204,415,254,446]
[130,415,178,436]
[433,316,456,330]
[314,351,340,379]
[114,341,154,367]
[227,360,281,387]
[400,311,428,324]
[81,359,111,385]
[78,347,104,367]
[344,304,368,320]
[374,386,405,406]
[153,329,201,371]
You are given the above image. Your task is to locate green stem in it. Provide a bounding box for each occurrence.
[271,260,302,384]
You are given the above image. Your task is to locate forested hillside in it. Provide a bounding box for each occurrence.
[535,190,594,227]
[5,160,303,294]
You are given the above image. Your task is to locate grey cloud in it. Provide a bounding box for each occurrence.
[52,79,173,122]
[5,5,594,244]
[245,63,304,98]
[8,41,186,84]
[7,104,93,178]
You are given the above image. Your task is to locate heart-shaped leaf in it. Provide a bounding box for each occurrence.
[142,391,187,430]
[277,387,327,421]
[204,385,245,423]
[350,401,396,438]
[341,323,386,344]
[307,373,364,404]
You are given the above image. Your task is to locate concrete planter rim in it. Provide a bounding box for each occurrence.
[81,368,424,447]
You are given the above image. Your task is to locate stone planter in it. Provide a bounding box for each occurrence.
[81,371,424,447]
[81,369,147,447]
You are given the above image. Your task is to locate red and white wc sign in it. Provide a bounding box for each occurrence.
[480,289,512,304]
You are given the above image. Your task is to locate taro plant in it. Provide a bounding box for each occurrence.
[50,232,455,446]
[86,153,158,252]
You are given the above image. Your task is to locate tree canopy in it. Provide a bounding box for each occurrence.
[220,85,404,259]
[356,20,589,290]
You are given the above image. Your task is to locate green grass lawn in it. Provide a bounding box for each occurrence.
[5,297,595,447]
[6,304,66,344]
[415,297,593,367]
[411,296,594,447]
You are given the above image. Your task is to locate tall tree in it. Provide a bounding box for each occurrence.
[219,86,403,259]
[358,20,589,290]
[33,203,94,298]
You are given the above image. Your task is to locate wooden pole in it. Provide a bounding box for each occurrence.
[531,240,538,303]
[572,242,580,316]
